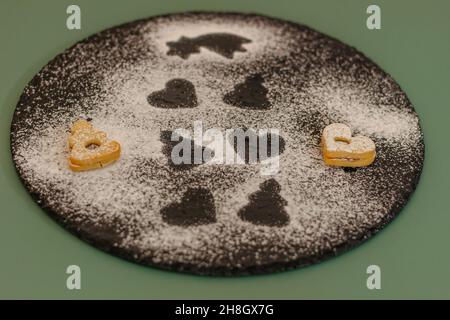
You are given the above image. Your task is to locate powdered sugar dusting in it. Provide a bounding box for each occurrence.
[11,13,424,274]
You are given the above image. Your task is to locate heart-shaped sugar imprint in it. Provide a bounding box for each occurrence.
[147,78,198,108]
[238,179,289,227]
[160,130,214,170]
[227,128,285,163]
[161,187,216,226]
[321,123,376,167]
[223,74,271,110]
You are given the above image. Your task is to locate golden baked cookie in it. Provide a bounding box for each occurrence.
[323,153,376,167]
[321,123,376,167]
[68,120,121,171]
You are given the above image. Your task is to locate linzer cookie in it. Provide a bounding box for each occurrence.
[68,120,121,171]
[10,12,424,275]
[321,123,376,167]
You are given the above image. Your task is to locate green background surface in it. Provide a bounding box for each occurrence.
[0,0,449,299]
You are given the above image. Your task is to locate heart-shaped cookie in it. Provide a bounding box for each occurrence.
[321,123,376,167]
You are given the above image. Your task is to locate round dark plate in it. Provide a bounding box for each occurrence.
[10,12,424,275]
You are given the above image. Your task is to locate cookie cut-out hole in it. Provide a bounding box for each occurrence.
[334,137,350,144]
[86,143,100,150]
[86,142,100,150]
